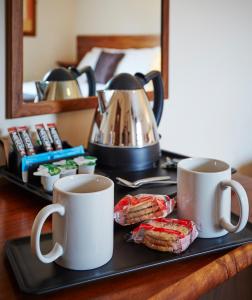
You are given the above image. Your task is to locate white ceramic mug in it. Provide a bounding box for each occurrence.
[177,158,249,238]
[31,174,114,270]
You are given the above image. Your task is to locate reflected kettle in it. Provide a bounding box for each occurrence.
[88,71,164,171]
[35,66,96,101]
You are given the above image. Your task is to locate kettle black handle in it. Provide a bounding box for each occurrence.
[68,66,96,96]
[135,71,164,126]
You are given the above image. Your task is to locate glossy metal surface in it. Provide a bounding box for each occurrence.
[35,80,83,101]
[116,176,171,186]
[90,90,160,147]
[116,176,177,189]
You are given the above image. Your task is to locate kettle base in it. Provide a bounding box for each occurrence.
[88,142,161,172]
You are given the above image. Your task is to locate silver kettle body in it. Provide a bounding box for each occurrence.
[35,66,96,101]
[88,72,164,171]
[35,80,82,102]
[90,89,159,147]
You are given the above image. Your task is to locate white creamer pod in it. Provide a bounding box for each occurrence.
[60,168,77,178]
[78,164,95,174]
[41,174,60,192]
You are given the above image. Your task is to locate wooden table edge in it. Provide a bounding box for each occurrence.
[0,172,252,299]
[147,242,252,300]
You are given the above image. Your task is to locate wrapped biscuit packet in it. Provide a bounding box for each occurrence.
[114,194,175,226]
[130,218,198,253]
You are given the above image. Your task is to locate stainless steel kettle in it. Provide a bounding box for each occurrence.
[88,71,164,171]
[35,66,96,101]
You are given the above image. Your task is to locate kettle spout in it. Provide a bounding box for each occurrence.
[35,81,49,101]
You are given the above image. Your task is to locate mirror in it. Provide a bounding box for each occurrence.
[6,0,169,118]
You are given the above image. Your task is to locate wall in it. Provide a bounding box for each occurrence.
[0,0,93,160]
[0,0,54,134]
[23,0,76,81]
[1,0,160,146]
[1,0,252,173]
[75,0,160,35]
[23,0,160,80]
[158,0,252,173]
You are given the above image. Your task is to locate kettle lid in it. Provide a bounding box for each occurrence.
[107,73,142,90]
[43,67,73,81]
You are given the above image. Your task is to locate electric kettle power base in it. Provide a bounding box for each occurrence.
[88,142,161,171]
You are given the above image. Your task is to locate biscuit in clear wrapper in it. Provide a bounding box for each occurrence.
[114,194,176,226]
[130,218,198,253]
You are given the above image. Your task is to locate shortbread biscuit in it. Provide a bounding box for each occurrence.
[143,235,177,252]
[114,194,176,226]
[148,220,190,236]
[131,218,198,253]
[126,199,156,213]
[126,204,159,218]
[144,229,180,242]
[125,209,163,225]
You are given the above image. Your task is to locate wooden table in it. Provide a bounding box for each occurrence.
[0,174,251,300]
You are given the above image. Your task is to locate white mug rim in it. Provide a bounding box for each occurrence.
[53,174,114,196]
[178,157,230,174]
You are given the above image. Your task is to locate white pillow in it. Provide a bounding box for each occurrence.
[77,47,125,71]
[115,47,161,75]
[76,48,101,85]
[77,48,102,71]
[77,79,106,97]
[77,46,161,72]
[76,46,161,87]
[23,81,37,95]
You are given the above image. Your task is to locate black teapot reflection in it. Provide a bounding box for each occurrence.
[35,66,96,101]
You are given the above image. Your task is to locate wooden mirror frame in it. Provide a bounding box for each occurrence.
[6,0,169,118]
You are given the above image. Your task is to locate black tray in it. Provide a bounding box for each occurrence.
[5,215,252,295]
[0,150,236,202]
[4,150,244,294]
[0,150,185,202]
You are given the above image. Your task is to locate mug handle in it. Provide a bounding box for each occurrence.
[31,204,65,263]
[219,180,249,233]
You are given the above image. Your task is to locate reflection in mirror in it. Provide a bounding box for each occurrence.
[6,0,168,118]
[23,0,161,103]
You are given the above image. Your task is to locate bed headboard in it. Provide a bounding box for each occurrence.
[77,35,160,62]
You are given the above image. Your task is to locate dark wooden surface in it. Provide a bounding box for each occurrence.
[57,61,78,68]
[5,0,23,118]
[0,173,251,299]
[161,0,169,99]
[200,266,252,300]
[5,0,169,118]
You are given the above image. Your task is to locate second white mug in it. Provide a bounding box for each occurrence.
[177,157,249,238]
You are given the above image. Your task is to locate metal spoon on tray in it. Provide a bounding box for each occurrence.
[116,176,177,189]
